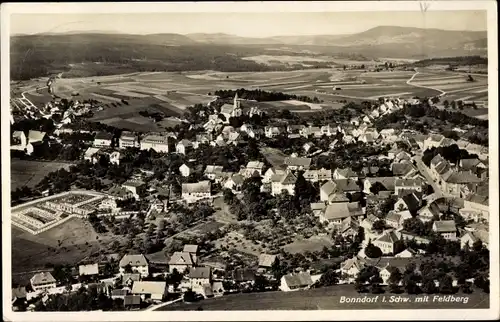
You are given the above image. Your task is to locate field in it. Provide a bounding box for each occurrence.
[158,285,489,310]
[11,159,74,191]
[11,217,122,284]
[13,67,488,129]
[283,235,334,254]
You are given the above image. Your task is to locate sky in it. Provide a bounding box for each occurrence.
[11,11,487,37]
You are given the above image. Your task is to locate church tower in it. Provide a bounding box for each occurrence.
[233,93,241,109]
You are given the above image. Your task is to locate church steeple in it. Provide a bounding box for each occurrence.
[234,93,240,109]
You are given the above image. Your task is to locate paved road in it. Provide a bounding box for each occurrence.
[413,155,447,199]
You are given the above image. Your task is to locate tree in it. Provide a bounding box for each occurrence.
[364,242,382,259]
[372,220,386,234]
[421,278,437,294]
[388,267,403,293]
[370,272,384,294]
[450,101,456,109]
[317,269,339,287]
[183,289,198,302]
[438,274,454,294]
[443,100,449,108]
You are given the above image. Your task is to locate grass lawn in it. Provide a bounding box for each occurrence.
[11,218,123,282]
[158,285,489,311]
[283,235,334,254]
[11,159,74,191]
[259,147,289,168]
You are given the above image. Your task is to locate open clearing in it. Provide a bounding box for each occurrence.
[11,159,74,191]
[11,217,122,283]
[283,235,334,254]
[158,285,489,310]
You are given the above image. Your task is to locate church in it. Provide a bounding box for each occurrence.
[219,93,243,123]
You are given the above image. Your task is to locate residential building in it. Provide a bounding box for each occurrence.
[140,134,170,153]
[122,180,146,199]
[84,147,101,164]
[340,257,365,282]
[223,174,244,192]
[271,171,297,196]
[432,220,457,240]
[109,151,121,166]
[30,272,57,291]
[179,164,192,177]
[258,254,278,270]
[181,181,211,203]
[204,165,224,181]
[131,281,167,301]
[392,161,418,178]
[385,211,411,229]
[119,254,149,278]
[262,167,286,184]
[417,203,441,222]
[373,231,400,254]
[440,171,482,198]
[176,139,193,155]
[394,178,424,195]
[460,194,489,222]
[264,126,282,138]
[243,161,265,177]
[460,230,489,250]
[394,248,420,258]
[340,216,360,237]
[423,134,445,150]
[93,132,113,148]
[168,251,195,273]
[333,168,358,180]
[303,168,332,183]
[79,263,99,277]
[188,266,212,288]
[119,131,139,149]
[280,272,313,292]
[318,202,364,226]
[122,273,141,287]
[123,295,141,309]
[394,192,422,214]
[363,177,396,194]
[283,157,312,171]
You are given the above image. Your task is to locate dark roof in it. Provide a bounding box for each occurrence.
[334,179,360,192]
[282,272,313,288]
[12,287,27,299]
[401,193,422,213]
[189,266,211,279]
[94,132,113,140]
[366,177,396,191]
[124,295,141,306]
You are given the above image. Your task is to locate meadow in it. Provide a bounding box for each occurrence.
[11,159,74,191]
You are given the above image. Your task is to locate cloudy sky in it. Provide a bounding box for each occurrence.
[11,11,487,37]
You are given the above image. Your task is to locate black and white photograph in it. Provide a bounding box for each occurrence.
[2,1,498,320]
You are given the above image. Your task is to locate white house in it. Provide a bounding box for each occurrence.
[432,220,457,240]
[181,181,211,203]
[340,257,365,283]
[283,157,312,171]
[333,168,358,180]
[168,251,195,273]
[119,254,149,278]
[264,126,282,138]
[93,132,113,148]
[84,147,101,164]
[373,231,400,254]
[188,266,212,289]
[109,151,121,166]
[243,161,265,178]
[140,134,170,153]
[224,174,245,192]
[319,202,365,226]
[30,272,57,291]
[131,281,167,302]
[280,272,313,292]
[79,263,99,277]
[176,139,193,155]
[119,131,139,149]
[271,171,297,196]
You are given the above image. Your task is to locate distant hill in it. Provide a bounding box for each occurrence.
[9,26,488,80]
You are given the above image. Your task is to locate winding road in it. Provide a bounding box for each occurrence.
[406,70,447,97]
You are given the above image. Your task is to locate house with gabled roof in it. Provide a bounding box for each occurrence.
[373,231,400,254]
[119,254,149,278]
[93,132,113,148]
[460,193,489,222]
[243,161,265,177]
[385,211,409,230]
[395,178,424,195]
[340,257,365,282]
[423,134,445,150]
[176,139,193,155]
[280,272,313,292]
[30,272,57,291]
[319,202,364,226]
[181,181,211,203]
[303,168,332,183]
[168,251,195,273]
[333,168,358,180]
[262,166,286,184]
[224,173,245,192]
[179,164,192,177]
[79,263,99,277]
[340,216,360,237]
[204,165,224,181]
[394,192,422,214]
[264,126,282,138]
[132,281,167,302]
[363,177,396,194]
[188,266,212,289]
[432,220,457,240]
[391,161,418,178]
[258,254,278,269]
[440,171,482,198]
[417,203,441,222]
[271,171,297,196]
[283,157,312,171]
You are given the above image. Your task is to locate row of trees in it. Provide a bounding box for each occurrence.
[214,89,322,104]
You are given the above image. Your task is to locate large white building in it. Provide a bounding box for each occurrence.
[140,134,170,153]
